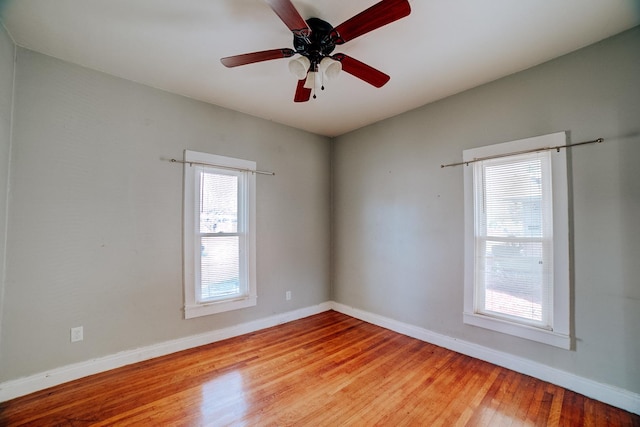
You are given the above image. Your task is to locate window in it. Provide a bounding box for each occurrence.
[463,132,570,348]
[183,150,256,319]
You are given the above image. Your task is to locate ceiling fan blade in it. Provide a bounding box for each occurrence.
[332,53,390,88]
[265,0,311,38]
[294,78,312,102]
[220,48,296,67]
[332,0,411,45]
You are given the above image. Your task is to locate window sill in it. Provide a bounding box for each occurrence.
[185,295,257,319]
[463,312,571,349]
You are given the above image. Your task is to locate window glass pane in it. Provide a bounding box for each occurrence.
[200,236,240,300]
[476,153,551,326]
[483,158,542,238]
[481,239,544,322]
[200,172,238,234]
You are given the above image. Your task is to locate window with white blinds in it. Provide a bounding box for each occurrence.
[183,151,256,319]
[474,152,553,328]
[198,170,243,302]
[463,132,571,349]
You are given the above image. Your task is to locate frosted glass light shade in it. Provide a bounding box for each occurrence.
[319,57,342,80]
[288,56,311,80]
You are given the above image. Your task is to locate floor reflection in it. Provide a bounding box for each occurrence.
[199,370,248,425]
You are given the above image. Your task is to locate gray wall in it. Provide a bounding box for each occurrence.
[0,24,14,356]
[0,46,331,381]
[333,27,640,393]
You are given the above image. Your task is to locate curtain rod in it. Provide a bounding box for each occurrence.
[170,158,275,176]
[440,137,604,169]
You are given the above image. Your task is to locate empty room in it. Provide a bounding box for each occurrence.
[0,0,639,425]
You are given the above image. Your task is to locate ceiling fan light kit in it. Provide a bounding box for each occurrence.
[220,0,411,103]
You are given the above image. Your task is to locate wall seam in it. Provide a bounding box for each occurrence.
[0,37,17,361]
[328,136,336,300]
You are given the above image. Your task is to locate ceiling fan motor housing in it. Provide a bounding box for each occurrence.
[293,18,336,69]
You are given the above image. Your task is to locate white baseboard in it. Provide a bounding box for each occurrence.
[330,302,640,415]
[2,300,638,416]
[0,302,331,402]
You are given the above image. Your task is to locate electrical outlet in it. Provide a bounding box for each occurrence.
[71,326,83,343]
[286,291,292,301]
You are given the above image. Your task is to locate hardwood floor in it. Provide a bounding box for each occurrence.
[1,310,638,426]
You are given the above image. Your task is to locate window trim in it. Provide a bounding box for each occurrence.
[183,150,257,319]
[463,132,571,349]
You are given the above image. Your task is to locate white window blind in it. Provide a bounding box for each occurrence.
[197,170,244,302]
[474,152,554,328]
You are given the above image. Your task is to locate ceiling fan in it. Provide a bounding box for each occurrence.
[220,0,411,102]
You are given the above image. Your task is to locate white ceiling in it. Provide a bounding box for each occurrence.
[1,0,638,136]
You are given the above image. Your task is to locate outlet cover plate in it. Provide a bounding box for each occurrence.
[71,326,83,342]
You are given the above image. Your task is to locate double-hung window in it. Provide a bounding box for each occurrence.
[183,150,256,319]
[463,132,570,348]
